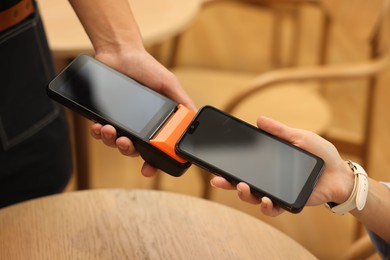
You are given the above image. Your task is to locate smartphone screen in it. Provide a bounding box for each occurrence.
[49,55,178,140]
[176,106,324,212]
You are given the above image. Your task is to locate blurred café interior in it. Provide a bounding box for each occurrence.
[2,0,390,259]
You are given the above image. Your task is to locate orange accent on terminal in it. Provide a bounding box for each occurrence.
[150,105,195,163]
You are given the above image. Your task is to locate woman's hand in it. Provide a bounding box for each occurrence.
[211,116,354,216]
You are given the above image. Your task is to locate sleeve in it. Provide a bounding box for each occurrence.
[380,182,390,189]
[367,230,390,259]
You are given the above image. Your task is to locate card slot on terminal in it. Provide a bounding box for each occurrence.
[150,104,195,163]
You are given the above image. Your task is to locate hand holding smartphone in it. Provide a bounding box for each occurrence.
[48,55,324,213]
[176,106,324,213]
[47,54,193,177]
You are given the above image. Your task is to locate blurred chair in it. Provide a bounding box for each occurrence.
[153,0,389,203]
[165,0,314,70]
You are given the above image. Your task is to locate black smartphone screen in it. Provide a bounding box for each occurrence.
[49,55,178,140]
[176,106,324,212]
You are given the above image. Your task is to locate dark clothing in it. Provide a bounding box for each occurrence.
[368,182,390,259]
[0,0,21,11]
[0,1,72,208]
[0,113,72,207]
[369,230,390,260]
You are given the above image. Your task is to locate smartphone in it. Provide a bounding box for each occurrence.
[176,106,325,213]
[47,54,193,177]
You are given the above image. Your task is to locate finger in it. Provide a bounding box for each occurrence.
[165,85,197,112]
[257,116,292,140]
[237,182,261,204]
[256,116,305,146]
[259,197,285,217]
[210,176,236,190]
[257,116,331,155]
[100,125,118,147]
[135,59,197,111]
[90,123,103,140]
[116,136,139,157]
[141,162,158,177]
[156,68,197,111]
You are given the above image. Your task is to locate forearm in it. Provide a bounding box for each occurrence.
[351,179,390,243]
[68,0,145,54]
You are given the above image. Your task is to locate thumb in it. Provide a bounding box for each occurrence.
[256,116,300,144]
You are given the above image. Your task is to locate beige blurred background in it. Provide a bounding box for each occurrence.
[63,1,390,259]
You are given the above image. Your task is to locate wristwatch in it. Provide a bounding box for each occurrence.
[325,161,369,215]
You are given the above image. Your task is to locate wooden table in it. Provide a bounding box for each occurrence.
[0,189,316,259]
[38,0,202,57]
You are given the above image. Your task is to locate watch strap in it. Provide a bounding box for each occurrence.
[326,161,368,215]
[353,162,369,210]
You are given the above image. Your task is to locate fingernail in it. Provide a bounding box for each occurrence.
[237,186,242,195]
[117,143,127,150]
[260,198,267,208]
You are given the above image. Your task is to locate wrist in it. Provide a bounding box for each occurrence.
[325,161,369,215]
[95,42,146,60]
[334,161,356,204]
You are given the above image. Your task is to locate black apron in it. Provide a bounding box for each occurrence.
[0,1,72,207]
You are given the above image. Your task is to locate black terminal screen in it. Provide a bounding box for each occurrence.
[51,56,178,140]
